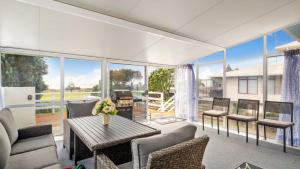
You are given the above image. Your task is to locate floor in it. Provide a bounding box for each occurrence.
[56,120,300,169]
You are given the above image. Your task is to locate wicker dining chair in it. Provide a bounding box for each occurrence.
[226,99,260,142]
[202,97,230,134]
[256,101,294,152]
[63,100,97,159]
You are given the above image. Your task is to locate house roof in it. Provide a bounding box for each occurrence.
[210,64,283,78]
[276,41,300,52]
[1,0,300,65]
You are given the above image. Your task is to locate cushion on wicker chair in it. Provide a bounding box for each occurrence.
[203,110,227,116]
[0,109,19,145]
[227,114,256,121]
[257,119,293,127]
[131,124,197,169]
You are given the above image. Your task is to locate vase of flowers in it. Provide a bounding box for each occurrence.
[92,98,118,125]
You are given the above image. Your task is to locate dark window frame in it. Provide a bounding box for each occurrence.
[238,76,258,94]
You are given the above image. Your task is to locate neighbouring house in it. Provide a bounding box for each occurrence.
[202,63,283,102]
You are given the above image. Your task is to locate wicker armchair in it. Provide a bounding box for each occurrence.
[63,100,97,159]
[97,135,209,169]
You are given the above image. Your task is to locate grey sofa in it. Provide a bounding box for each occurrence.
[97,125,209,169]
[63,100,97,159]
[0,108,60,169]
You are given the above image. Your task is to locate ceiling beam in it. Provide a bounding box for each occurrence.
[17,0,225,51]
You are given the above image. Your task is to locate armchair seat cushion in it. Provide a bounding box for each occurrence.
[11,134,56,155]
[227,114,256,121]
[257,119,293,128]
[203,110,227,116]
[5,146,59,169]
[131,125,197,169]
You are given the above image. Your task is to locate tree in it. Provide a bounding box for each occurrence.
[65,82,79,92]
[226,64,233,72]
[1,54,48,99]
[148,68,174,99]
[109,69,143,90]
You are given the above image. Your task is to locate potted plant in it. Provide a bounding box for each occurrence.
[92,98,118,125]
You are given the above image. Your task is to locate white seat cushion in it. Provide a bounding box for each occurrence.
[203,110,226,116]
[227,114,256,121]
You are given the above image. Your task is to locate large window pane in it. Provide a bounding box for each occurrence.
[109,63,146,120]
[227,37,263,135]
[196,51,224,124]
[1,53,62,135]
[64,58,101,102]
[147,66,175,119]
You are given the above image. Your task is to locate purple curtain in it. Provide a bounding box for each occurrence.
[175,64,197,121]
[276,49,300,146]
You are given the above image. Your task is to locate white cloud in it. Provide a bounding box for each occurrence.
[43,68,101,89]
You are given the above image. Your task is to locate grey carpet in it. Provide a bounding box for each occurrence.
[56,121,300,169]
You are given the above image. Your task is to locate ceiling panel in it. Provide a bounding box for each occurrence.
[134,38,218,65]
[0,0,39,49]
[55,0,140,18]
[39,7,162,62]
[209,0,300,47]
[127,0,222,33]
[178,0,295,41]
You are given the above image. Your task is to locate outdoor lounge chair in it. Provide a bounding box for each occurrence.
[63,100,97,159]
[202,97,230,134]
[256,101,294,152]
[227,99,260,142]
[97,125,209,169]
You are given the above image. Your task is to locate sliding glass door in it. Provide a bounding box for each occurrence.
[108,63,147,120]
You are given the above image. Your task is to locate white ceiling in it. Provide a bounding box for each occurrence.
[1,0,300,65]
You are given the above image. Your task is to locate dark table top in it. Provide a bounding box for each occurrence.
[67,115,161,151]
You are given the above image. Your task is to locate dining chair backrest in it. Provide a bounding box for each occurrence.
[237,99,260,119]
[264,101,293,122]
[212,97,230,114]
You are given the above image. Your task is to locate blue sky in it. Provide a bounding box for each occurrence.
[197,30,294,66]
[44,30,294,89]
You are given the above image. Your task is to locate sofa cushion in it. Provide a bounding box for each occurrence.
[67,100,97,118]
[5,146,59,169]
[11,134,56,155]
[131,124,197,169]
[0,109,19,145]
[0,123,11,169]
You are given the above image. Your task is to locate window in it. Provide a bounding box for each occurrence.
[1,53,62,135]
[109,63,147,120]
[238,77,258,94]
[267,30,294,102]
[64,58,101,102]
